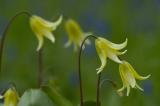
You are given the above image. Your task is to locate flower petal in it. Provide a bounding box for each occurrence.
[31,15,53,28]
[83,32,92,45]
[125,71,136,88]
[108,51,122,63]
[126,85,130,96]
[117,85,125,92]
[0,95,3,99]
[118,66,127,91]
[44,32,55,43]
[51,15,63,30]
[135,84,144,91]
[96,59,107,74]
[98,37,128,50]
[96,51,107,74]
[116,50,127,55]
[36,34,44,51]
[120,62,136,88]
[126,61,151,80]
[95,39,107,74]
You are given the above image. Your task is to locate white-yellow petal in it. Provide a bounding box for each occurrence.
[95,39,107,74]
[96,59,107,74]
[31,15,62,29]
[124,70,136,88]
[83,32,92,45]
[118,61,150,96]
[116,50,127,55]
[36,34,44,51]
[0,95,3,99]
[126,85,130,96]
[98,37,128,50]
[125,61,151,80]
[120,62,136,88]
[30,15,52,28]
[108,51,122,63]
[44,31,55,43]
[117,85,125,92]
[65,19,91,51]
[30,15,62,51]
[51,15,63,30]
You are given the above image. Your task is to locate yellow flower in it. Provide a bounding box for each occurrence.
[30,15,63,51]
[118,61,151,96]
[95,37,128,74]
[0,87,19,106]
[65,19,91,51]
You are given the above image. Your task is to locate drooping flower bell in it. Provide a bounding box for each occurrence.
[0,87,19,106]
[30,15,63,51]
[95,37,128,74]
[118,61,150,96]
[65,19,91,51]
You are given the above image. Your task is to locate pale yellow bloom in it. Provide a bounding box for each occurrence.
[118,61,151,96]
[95,37,128,74]
[30,15,63,51]
[0,87,19,106]
[65,19,91,51]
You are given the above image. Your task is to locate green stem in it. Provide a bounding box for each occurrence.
[78,35,97,106]
[96,72,101,106]
[0,11,31,73]
[38,48,43,88]
[97,78,118,106]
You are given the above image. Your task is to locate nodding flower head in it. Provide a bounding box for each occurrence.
[65,19,92,51]
[0,87,19,106]
[30,15,63,51]
[95,37,128,74]
[118,61,151,96]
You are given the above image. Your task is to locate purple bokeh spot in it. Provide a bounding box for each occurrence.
[143,80,153,96]
[69,72,79,87]
[79,12,111,36]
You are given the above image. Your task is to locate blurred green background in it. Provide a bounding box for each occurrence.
[0,0,158,106]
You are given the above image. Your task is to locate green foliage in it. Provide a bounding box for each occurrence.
[18,89,55,106]
[42,85,73,106]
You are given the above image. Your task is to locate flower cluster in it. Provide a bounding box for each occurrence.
[20,14,151,96]
[95,37,150,96]
[0,12,151,106]
[30,15,63,51]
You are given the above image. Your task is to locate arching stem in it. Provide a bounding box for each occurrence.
[78,35,97,106]
[96,72,101,106]
[0,11,31,73]
[38,48,43,88]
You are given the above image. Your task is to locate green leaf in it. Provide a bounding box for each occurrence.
[42,85,73,106]
[18,89,55,106]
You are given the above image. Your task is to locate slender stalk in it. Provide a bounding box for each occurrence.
[96,72,101,106]
[100,79,117,89]
[78,35,97,106]
[0,11,31,73]
[97,78,118,106]
[38,48,43,88]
